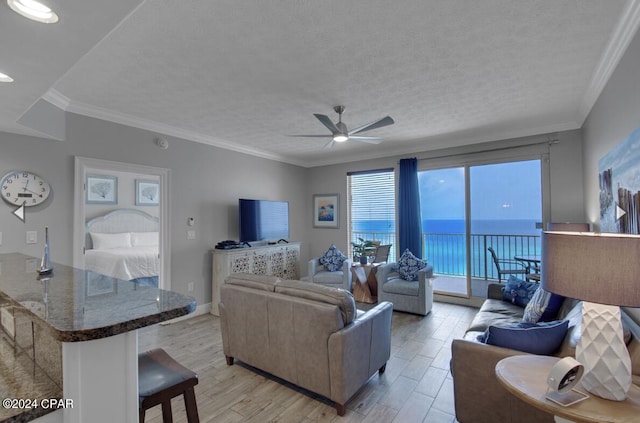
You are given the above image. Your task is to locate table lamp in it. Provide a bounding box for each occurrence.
[542,231,640,401]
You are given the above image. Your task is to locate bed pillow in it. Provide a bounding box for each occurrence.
[319,244,347,272]
[90,232,131,250]
[478,320,569,355]
[522,287,565,323]
[502,276,538,307]
[131,231,159,247]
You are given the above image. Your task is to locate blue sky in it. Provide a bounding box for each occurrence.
[419,160,542,220]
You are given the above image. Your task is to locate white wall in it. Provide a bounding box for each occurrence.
[583,29,640,229]
[0,112,309,307]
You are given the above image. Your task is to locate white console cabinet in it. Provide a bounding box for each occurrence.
[211,242,300,315]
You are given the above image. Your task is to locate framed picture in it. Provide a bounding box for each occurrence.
[136,179,160,206]
[86,174,117,204]
[313,193,339,228]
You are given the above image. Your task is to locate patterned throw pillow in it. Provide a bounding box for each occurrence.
[319,244,347,272]
[522,287,565,323]
[397,249,427,281]
[502,276,539,308]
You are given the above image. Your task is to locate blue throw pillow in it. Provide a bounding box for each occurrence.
[397,249,427,281]
[319,244,347,272]
[502,276,539,308]
[522,287,565,323]
[478,320,569,355]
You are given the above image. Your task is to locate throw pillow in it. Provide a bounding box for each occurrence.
[319,244,347,272]
[397,249,427,281]
[477,320,569,355]
[522,287,565,323]
[502,276,538,308]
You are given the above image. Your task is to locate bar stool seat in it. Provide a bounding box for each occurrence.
[138,348,199,423]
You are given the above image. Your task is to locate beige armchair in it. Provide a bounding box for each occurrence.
[378,262,434,315]
[308,257,353,291]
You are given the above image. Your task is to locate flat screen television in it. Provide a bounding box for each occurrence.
[239,199,289,243]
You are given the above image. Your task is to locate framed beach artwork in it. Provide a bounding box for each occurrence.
[598,126,640,234]
[86,174,117,204]
[136,179,160,206]
[313,194,339,228]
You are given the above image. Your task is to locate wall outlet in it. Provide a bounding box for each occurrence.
[26,231,37,244]
[187,230,196,240]
[187,282,194,292]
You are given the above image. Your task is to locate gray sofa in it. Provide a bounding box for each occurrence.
[219,273,393,415]
[451,283,640,423]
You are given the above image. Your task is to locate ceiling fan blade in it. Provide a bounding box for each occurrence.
[314,114,340,133]
[286,134,330,138]
[349,116,394,135]
[349,136,384,144]
[323,139,335,149]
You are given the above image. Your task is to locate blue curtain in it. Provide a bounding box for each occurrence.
[398,158,422,257]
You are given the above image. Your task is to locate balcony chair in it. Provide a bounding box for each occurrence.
[487,246,528,283]
[308,257,353,291]
[371,244,392,264]
[378,261,434,315]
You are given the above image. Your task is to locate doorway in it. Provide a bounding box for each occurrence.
[419,159,543,297]
[73,156,171,289]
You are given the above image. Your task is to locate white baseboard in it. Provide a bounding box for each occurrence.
[160,302,212,325]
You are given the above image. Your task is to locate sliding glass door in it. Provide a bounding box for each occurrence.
[419,159,542,297]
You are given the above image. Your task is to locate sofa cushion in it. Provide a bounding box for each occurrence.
[523,287,564,323]
[465,299,524,333]
[312,270,344,284]
[319,244,347,272]
[478,320,569,355]
[397,249,427,281]
[502,276,538,307]
[381,278,419,296]
[225,273,280,291]
[275,279,357,325]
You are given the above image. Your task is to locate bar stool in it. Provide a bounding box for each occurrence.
[138,348,200,423]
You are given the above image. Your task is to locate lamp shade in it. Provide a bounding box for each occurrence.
[541,231,640,307]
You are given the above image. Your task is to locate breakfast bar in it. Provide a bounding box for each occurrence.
[0,253,196,423]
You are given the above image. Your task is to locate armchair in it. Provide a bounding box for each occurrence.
[308,257,353,291]
[378,262,434,315]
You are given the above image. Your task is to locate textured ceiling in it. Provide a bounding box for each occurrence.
[3,0,640,167]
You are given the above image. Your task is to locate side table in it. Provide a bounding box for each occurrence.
[351,264,379,304]
[495,355,640,423]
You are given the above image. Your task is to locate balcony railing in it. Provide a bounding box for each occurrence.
[350,231,541,280]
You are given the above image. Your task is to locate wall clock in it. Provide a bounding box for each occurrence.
[1,171,51,207]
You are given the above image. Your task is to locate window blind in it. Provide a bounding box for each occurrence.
[348,170,396,259]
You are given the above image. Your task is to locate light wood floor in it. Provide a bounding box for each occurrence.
[138,301,478,423]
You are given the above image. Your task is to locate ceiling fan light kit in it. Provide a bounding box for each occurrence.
[290,105,394,148]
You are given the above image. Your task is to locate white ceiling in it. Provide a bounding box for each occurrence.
[3,0,640,167]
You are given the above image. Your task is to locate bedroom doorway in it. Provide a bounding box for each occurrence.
[72,156,171,290]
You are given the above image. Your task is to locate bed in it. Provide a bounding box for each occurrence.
[85,209,160,287]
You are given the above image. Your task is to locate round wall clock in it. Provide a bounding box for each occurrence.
[1,171,51,207]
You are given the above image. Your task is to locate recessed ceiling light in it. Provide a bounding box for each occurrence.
[7,0,59,24]
[0,72,14,83]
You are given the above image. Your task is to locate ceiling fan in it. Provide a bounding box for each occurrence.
[290,105,394,149]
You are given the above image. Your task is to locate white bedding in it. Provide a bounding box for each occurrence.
[85,246,159,281]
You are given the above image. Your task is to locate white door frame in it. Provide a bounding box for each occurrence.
[73,156,171,290]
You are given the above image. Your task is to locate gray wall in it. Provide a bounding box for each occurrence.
[306,129,585,262]
[0,112,309,306]
[583,29,640,229]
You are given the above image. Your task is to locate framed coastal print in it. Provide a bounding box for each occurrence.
[86,174,117,204]
[313,193,339,228]
[136,179,160,206]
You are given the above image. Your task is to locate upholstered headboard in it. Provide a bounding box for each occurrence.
[85,209,159,249]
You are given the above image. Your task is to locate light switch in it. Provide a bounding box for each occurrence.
[187,230,196,240]
[26,231,37,244]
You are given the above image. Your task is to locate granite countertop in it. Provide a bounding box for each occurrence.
[0,253,196,342]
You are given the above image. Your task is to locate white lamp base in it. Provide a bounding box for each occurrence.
[576,302,631,401]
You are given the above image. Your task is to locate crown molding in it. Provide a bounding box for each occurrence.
[578,0,640,122]
[41,89,309,168]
